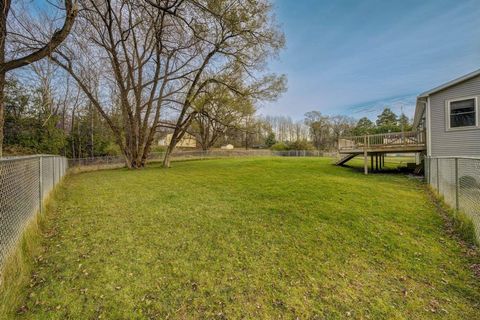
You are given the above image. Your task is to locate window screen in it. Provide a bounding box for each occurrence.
[450,98,476,128]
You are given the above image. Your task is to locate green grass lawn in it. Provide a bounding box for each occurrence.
[6,157,480,319]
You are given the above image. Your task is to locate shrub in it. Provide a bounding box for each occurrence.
[104,143,121,156]
[270,142,288,151]
[264,133,276,148]
[150,145,167,153]
[288,139,314,150]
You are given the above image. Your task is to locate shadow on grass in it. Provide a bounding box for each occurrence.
[337,164,415,175]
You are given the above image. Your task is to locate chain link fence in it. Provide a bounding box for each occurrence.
[425,156,480,242]
[0,155,68,269]
[68,149,338,167]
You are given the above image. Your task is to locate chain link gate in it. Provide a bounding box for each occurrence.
[0,155,68,269]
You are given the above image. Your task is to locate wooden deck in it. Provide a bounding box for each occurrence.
[337,131,426,173]
[339,131,426,154]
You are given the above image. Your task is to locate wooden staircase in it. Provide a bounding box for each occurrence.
[336,153,359,166]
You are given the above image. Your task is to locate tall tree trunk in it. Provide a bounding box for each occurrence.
[90,103,94,158]
[77,118,81,158]
[162,116,195,168]
[162,140,174,168]
[122,142,145,169]
[62,104,66,156]
[71,108,76,159]
[162,126,190,168]
[0,0,7,158]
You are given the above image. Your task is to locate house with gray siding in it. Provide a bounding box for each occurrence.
[413,69,480,158]
[337,69,480,173]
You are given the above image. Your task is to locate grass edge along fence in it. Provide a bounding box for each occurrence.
[425,156,480,243]
[68,149,339,168]
[0,155,68,272]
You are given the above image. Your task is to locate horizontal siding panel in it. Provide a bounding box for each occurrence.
[430,74,480,157]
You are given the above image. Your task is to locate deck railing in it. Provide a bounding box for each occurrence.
[338,130,426,151]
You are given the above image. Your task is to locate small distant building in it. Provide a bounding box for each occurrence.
[158,133,197,148]
[221,144,234,150]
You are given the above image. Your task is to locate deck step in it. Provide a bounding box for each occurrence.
[336,153,358,166]
[414,163,423,175]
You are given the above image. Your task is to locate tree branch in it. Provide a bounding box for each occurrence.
[2,0,78,72]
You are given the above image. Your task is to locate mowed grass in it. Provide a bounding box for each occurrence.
[10,157,480,319]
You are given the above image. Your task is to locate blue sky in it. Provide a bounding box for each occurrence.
[262,0,480,120]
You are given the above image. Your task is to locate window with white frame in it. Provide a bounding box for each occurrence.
[447,97,478,129]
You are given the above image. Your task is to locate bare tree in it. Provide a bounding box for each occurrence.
[303,112,356,150]
[147,0,286,167]
[192,85,255,150]
[10,0,286,167]
[264,115,309,142]
[51,0,200,168]
[330,115,355,148]
[0,0,77,157]
[304,111,331,150]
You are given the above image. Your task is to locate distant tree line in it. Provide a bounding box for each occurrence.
[259,107,413,151]
[352,108,412,136]
[1,0,286,168]
[4,75,118,158]
[0,0,77,158]
[200,107,413,151]
[1,1,417,165]
[4,73,414,155]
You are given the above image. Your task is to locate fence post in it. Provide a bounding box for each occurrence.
[436,158,440,192]
[455,157,459,211]
[53,156,56,184]
[38,156,43,214]
[425,157,428,183]
[429,156,432,185]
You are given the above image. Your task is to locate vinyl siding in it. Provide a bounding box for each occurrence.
[429,74,480,157]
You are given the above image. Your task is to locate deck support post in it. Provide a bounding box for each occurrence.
[371,154,374,171]
[363,135,368,175]
[364,150,368,175]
